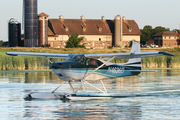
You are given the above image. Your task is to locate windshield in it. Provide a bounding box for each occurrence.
[66,54,84,62]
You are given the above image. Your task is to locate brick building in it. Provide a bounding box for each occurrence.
[38,13,141,48]
[153,31,179,47]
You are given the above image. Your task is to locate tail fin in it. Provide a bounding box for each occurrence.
[126,41,141,70]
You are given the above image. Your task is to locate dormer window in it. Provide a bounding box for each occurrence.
[97,25,102,31]
[65,27,68,31]
[127,26,132,32]
[81,24,86,31]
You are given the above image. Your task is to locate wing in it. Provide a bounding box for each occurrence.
[6,52,69,59]
[85,51,175,60]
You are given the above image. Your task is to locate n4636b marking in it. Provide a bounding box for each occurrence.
[107,67,124,73]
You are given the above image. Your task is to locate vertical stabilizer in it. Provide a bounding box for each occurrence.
[127,41,141,69]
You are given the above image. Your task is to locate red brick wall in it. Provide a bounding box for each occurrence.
[38,20,43,46]
[162,40,178,47]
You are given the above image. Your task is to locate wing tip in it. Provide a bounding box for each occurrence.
[6,52,17,56]
[159,52,175,56]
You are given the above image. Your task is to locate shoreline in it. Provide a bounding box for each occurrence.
[0,70,52,73]
[0,68,180,73]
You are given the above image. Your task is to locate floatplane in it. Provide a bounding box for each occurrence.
[6,41,175,100]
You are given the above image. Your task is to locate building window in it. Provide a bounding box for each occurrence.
[169,43,171,46]
[175,36,176,39]
[103,42,105,45]
[174,43,176,46]
[88,42,90,45]
[54,38,56,40]
[59,42,61,45]
[96,42,98,45]
[100,42,102,45]
[165,43,166,46]
[169,36,171,39]
[164,36,166,39]
[99,38,101,41]
[51,42,53,47]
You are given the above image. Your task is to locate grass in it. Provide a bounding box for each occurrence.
[0,47,178,70]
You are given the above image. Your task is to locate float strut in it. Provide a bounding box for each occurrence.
[81,80,86,93]
[52,81,66,93]
[68,81,75,93]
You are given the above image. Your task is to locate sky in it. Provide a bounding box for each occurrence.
[1,0,180,41]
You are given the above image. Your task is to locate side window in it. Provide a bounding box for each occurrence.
[97,61,103,67]
[88,60,96,66]
[86,59,97,66]
[86,59,90,65]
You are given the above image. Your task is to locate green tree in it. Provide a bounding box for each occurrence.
[0,40,4,47]
[173,29,180,32]
[140,25,153,44]
[129,40,138,47]
[21,34,24,38]
[153,26,169,35]
[65,34,85,48]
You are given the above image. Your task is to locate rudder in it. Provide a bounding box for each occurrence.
[127,41,141,70]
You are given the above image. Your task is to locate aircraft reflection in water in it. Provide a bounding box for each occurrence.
[23,101,142,119]
[6,41,175,100]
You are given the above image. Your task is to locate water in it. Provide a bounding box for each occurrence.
[0,70,180,119]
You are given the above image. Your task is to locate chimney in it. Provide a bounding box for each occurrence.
[101,16,106,21]
[81,15,85,20]
[59,15,63,20]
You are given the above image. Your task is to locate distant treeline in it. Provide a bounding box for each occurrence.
[0,53,179,70]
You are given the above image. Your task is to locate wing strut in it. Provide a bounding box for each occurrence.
[81,56,116,93]
[45,57,52,64]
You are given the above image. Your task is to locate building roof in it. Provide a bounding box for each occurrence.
[38,12,49,17]
[147,40,154,45]
[153,31,179,36]
[122,20,142,35]
[48,18,141,36]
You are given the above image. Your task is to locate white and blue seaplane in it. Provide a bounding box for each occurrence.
[6,41,175,100]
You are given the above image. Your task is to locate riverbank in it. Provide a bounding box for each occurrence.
[0,70,52,73]
[1,68,180,74]
[0,47,179,70]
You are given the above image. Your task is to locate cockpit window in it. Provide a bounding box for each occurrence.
[66,54,84,62]
[80,57,85,64]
